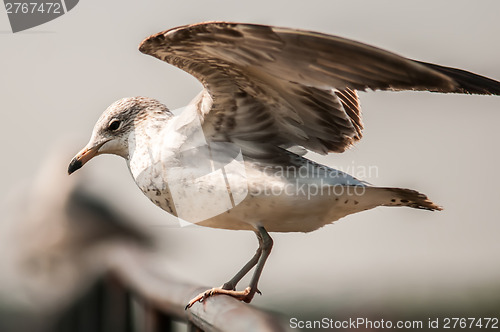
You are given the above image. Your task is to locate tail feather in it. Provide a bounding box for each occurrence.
[377,187,442,211]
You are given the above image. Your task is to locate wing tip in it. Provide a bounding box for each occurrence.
[415,60,500,96]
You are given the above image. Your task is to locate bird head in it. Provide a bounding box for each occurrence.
[68,97,170,175]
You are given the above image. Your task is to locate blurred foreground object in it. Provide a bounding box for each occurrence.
[0,147,152,331]
[0,146,292,332]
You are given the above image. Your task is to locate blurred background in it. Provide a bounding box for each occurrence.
[1,0,499,331]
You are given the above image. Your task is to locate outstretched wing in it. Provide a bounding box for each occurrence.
[139,22,500,154]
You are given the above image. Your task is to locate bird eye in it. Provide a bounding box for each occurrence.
[108,120,121,131]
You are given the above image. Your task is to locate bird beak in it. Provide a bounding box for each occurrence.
[68,142,103,175]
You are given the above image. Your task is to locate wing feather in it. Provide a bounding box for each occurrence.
[139,22,500,154]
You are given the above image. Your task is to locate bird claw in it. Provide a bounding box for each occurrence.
[185,288,213,309]
[185,286,258,309]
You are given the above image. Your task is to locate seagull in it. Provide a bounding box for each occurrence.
[68,22,500,309]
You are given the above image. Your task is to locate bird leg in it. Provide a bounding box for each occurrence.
[185,226,273,309]
[221,243,262,291]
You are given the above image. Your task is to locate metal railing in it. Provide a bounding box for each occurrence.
[109,248,293,332]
